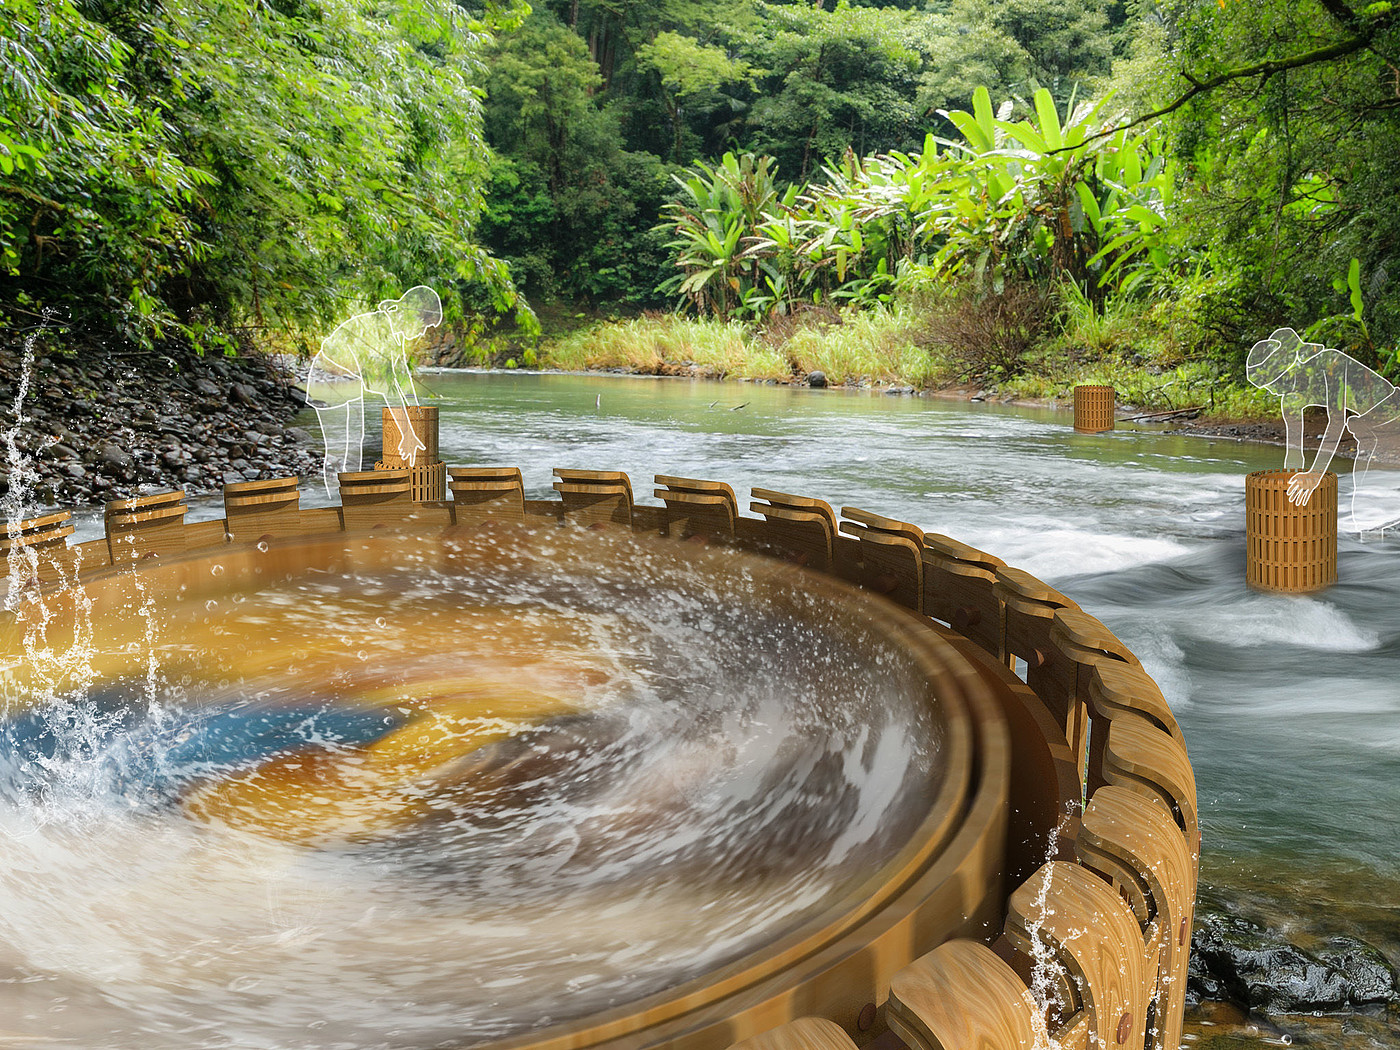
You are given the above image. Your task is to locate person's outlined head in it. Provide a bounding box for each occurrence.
[378,286,443,343]
[1247,327,1308,395]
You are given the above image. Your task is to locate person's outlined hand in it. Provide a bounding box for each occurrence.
[396,427,427,462]
[1287,471,1325,505]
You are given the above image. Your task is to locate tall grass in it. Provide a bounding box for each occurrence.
[543,306,946,386]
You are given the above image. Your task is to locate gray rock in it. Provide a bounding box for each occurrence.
[51,443,79,460]
[231,382,259,407]
[287,427,313,444]
[194,377,221,398]
[100,443,135,473]
[1318,937,1399,1005]
[63,462,85,479]
[807,371,827,388]
[1193,912,1349,1013]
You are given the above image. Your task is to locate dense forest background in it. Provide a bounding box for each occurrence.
[3,0,1399,398]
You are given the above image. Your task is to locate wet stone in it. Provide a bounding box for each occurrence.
[1189,908,1400,1015]
[1318,937,1400,1005]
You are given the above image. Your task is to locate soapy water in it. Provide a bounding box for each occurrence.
[0,531,944,1048]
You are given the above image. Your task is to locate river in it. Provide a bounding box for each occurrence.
[386,370,1400,1047]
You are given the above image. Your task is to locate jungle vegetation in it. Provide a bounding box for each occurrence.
[3,0,1398,399]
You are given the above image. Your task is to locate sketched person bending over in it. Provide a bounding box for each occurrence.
[1247,327,1400,528]
[307,286,442,497]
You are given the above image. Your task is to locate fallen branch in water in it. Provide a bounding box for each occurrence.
[1116,406,1204,422]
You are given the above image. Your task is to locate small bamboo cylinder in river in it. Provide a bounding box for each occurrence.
[376,405,446,501]
[1245,470,1337,593]
[1073,385,1116,433]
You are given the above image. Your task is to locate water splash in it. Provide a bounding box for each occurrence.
[3,320,47,613]
[1023,802,1074,1050]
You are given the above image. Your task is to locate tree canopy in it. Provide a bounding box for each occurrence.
[1,0,531,353]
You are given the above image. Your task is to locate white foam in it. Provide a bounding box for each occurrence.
[1183,596,1380,652]
[972,526,1196,579]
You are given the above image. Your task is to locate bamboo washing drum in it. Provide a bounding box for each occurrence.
[0,405,1199,1050]
[1246,469,1338,592]
[1073,384,1116,433]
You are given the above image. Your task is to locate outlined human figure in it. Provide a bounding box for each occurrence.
[307,286,442,497]
[1246,327,1400,533]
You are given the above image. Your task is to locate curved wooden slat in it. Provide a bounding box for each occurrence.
[1079,786,1196,1050]
[748,489,837,570]
[553,468,634,527]
[449,466,526,523]
[1090,661,1183,743]
[1103,714,1199,864]
[224,475,301,542]
[1006,861,1147,1050]
[888,939,1046,1050]
[105,489,188,561]
[656,475,738,538]
[839,507,924,613]
[922,536,1005,660]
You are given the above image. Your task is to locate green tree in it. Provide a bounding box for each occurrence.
[481,11,674,305]
[1,0,529,351]
[1149,0,1400,361]
[739,1,924,177]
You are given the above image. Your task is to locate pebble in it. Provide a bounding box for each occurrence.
[0,341,323,514]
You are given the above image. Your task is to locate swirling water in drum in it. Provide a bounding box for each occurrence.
[0,533,942,1048]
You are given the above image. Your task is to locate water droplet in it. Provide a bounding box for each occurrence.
[210,564,224,577]
[256,541,269,553]
[375,616,388,629]
[205,600,218,611]
[1281,1037,1292,1046]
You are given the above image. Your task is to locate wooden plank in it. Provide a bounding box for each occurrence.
[184,519,230,551]
[449,467,525,523]
[747,491,837,570]
[338,470,414,531]
[1,511,76,585]
[727,1018,856,1050]
[1049,609,1139,790]
[887,939,1045,1050]
[839,509,925,614]
[105,489,187,561]
[1006,861,1147,1050]
[1078,785,1196,1050]
[225,475,301,543]
[553,468,633,527]
[656,475,738,538]
[1103,714,1200,863]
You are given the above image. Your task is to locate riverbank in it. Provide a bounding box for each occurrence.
[0,334,322,514]
[455,308,1284,425]
[1,336,1351,517]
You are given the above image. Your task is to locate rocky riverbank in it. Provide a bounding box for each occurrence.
[1,336,323,514]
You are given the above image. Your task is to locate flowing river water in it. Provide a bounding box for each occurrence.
[396,371,1400,1048]
[6,369,1398,1048]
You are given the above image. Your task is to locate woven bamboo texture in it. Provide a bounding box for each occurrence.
[1074,385,1116,433]
[1245,470,1337,592]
